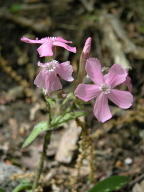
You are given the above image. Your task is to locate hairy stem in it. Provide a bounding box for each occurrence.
[32,96,51,192]
[32,131,51,191]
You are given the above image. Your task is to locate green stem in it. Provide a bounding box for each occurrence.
[32,96,51,192]
[32,131,51,192]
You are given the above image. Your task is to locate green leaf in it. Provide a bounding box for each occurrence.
[12,182,32,192]
[88,176,129,192]
[0,188,5,192]
[9,4,22,13]
[22,111,86,148]
[46,98,55,107]
[51,111,87,128]
[139,25,144,33]
[22,121,48,148]
[61,93,74,106]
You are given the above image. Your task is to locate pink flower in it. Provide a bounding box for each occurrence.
[82,37,92,59]
[21,36,76,57]
[34,60,74,94]
[75,58,133,122]
[77,37,92,84]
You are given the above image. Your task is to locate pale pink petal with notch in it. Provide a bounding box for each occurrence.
[56,61,74,82]
[93,93,112,122]
[53,41,76,53]
[75,84,101,102]
[104,64,127,88]
[37,42,53,57]
[108,89,133,109]
[85,58,104,85]
[21,37,42,44]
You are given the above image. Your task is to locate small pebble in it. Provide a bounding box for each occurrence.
[124,157,133,165]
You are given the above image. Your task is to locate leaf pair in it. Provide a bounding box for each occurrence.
[22,111,86,148]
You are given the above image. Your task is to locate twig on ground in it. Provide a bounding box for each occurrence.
[99,13,144,69]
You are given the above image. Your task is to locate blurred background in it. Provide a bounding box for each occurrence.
[1,0,144,191]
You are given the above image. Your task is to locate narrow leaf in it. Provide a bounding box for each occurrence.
[10,4,22,12]
[51,111,87,128]
[12,182,32,192]
[22,111,87,148]
[0,188,5,192]
[22,121,48,148]
[88,176,129,192]
[46,98,55,107]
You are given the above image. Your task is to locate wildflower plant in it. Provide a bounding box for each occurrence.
[20,35,133,192]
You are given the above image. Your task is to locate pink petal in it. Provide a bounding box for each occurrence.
[124,76,132,92]
[104,64,127,88]
[56,37,72,43]
[21,37,42,44]
[78,37,92,84]
[108,89,133,109]
[56,61,74,82]
[53,41,76,53]
[86,58,104,85]
[37,42,53,57]
[34,70,47,89]
[75,84,101,102]
[93,93,112,122]
[82,37,92,56]
[34,70,62,93]
[45,71,62,93]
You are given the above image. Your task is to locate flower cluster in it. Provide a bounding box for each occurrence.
[21,36,76,94]
[21,36,133,122]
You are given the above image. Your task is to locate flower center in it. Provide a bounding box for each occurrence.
[45,37,57,42]
[101,84,111,94]
[45,60,58,72]
[49,37,57,40]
